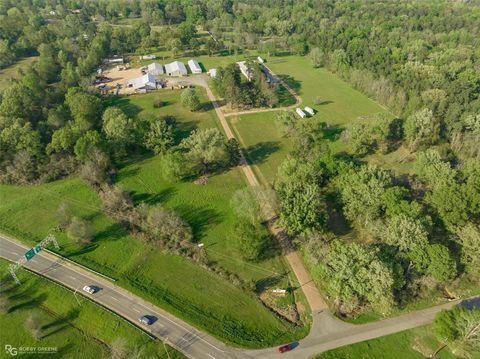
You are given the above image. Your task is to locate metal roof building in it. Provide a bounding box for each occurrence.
[127,73,157,91]
[188,59,202,74]
[147,62,164,75]
[165,61,187,76]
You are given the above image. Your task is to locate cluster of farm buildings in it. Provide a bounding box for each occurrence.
[97,55,268,95]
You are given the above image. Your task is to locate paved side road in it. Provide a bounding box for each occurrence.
[0,235,247,359]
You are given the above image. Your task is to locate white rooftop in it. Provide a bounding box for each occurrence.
[188,59,202,73]
[147,62,164,74]
[128,73,156,90]
[165,61,187,76]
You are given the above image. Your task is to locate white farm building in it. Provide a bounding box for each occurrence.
[296,108,306,118]
[304,106,315,116]
[147,62,164,75]
[236,61,253,81]
[165,61,187,76]
[128,73,157,91]
[188,59,202,74]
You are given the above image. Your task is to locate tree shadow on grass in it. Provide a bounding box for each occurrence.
[325,192,351,236]
[42,308,80,333]
[277,74,301,93]
[317,100,334,106]
[322,124,344,141]
[246,141,281,165]
[94,223,128,243]
[9,293,48,313]
[130,187,177,205]
[173,205,221,241]
[103,96,143,118]
[255,273,289,293]
[175,120,198,143]
[201,101,214,112]
[64,243,99,257]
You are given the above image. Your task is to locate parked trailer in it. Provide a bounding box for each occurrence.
[304,106,315,116]
[296,108,306,118]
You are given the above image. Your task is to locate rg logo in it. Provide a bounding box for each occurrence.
[4,345,17,356]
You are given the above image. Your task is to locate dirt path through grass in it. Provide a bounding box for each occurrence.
[202,75,328,313]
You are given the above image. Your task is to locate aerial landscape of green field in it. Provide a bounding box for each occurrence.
[1,1,479,358]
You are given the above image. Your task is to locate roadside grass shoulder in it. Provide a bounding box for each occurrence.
[316,326,457,359]
[0,258,183,359]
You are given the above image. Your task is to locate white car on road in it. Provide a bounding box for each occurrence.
[82,285,97,294]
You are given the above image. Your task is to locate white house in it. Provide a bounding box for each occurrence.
[304,106,315,116]
[236,61,253,81]
[128,73,157,91]
[147,62,164,75]
[296,108,306,118]
[188,59,202,74]
[257,56,265,64]
[164,61,187,76]
[142,54,156,60]
[208,68,217,78]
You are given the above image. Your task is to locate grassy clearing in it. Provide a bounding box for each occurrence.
[0,259,183,359]
[0,57,38,90]
[229,112,292,185]
[0,88,308,347]
[229,55,401,185]
[316,326,459,359]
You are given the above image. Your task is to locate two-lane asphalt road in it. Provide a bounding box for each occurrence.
[0,235,246,359]
[1,234,472,359]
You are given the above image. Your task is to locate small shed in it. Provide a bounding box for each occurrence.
[142,54,156,60]
[208,68,217,78]
[296,108,306,118]
[257,56,265,64]
[188,59,202,74]
[165,61,188,76]
[304,106,315,116]
[147,62,164,75]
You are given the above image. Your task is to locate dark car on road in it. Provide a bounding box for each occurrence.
[138,315,155,325]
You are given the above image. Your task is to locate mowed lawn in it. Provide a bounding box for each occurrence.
[316,326,457,359]
[229,55,413,183]
[0,89,306,347]
[0,259,183,359]
[229,112,292,184]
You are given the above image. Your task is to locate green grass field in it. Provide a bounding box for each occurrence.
[228,55,417,185]
[0,57,38,90]
[317,326,461,359]
[229,112,292,185]
[0,259,183,359]
[0,89,308,347]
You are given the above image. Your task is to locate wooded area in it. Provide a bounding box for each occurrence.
[0,0,479,350]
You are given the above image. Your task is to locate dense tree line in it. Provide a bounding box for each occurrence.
[275,109,479,317]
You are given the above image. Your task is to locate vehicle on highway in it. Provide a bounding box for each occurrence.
[139,315,154,325]
[278,342,297,353]
[82,285,97,294]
